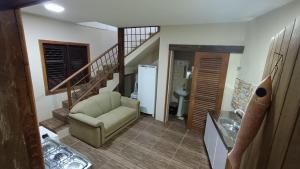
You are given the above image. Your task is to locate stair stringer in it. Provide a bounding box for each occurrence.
[125,33,160,68]
[99,73,119,93]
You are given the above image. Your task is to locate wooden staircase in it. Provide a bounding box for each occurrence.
[39,26,160,133]
[39,67,117,133]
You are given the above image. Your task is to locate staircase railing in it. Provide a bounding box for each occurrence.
[124,26,160,56]
[50,44,119,109]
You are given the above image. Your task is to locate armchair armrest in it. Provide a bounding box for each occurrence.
[121,96,140,112]
[69,113,104,127]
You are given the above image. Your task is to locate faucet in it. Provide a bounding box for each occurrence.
[182,83,186,91]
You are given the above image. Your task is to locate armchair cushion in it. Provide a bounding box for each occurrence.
[93,92,113,114]
[71,96,104,118]
[97,106,136,136]
[121,96,140,112]
[71,91,122,117]
[110,92,121,109]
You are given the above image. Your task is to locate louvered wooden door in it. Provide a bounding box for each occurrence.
[187,52,229,131]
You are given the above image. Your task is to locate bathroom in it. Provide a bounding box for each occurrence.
[168,51,194,122]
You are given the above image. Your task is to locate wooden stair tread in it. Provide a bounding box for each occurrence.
[62,100,69,109]
[70,68,116,102]
[39,118,66,133]
[107,73,113,80]
[52,108,69,123]
[56,124,70,134]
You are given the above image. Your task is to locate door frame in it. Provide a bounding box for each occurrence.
[163,44,244,124]
[163,50,175,125]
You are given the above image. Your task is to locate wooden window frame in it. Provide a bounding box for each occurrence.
[39,40,91,96]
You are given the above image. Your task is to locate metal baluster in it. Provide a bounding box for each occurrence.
[125,28,128,55]
[130,28,133,54]
[111,50,115,68]
[78,70,86,84]
[134,27,137,49]
[144,27,146,42]
[107,51,113,70]
[71,85,79,102]
[139,27,141,46]
[96,59,100,72]
[66,81,72,110]
[71,71,91,88]
[113,47,117,65]
[100,56,106,75]
[104,53,109,73]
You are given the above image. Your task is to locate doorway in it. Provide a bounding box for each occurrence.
[166,51,195,125]
[164,47,230,132]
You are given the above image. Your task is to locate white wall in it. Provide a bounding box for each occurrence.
[125,42,159,74]
[221,54,241,111]
[22,13,117,122]
[155,0,300,122]
[156,23,247,121]
[239,0,300,85]
[99,73,119,93]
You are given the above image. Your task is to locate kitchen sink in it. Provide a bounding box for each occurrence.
[219,118,240,137]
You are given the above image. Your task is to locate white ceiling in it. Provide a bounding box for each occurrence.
[22,0,294,27]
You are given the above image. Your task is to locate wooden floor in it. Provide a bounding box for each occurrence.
[60,115,210,169]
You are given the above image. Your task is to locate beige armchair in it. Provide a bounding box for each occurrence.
[68,91,140,147]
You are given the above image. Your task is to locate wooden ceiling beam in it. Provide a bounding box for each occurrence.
[0,0,48,11]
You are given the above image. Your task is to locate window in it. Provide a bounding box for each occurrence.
[39,40,90,95]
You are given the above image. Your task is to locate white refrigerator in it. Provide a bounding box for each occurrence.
[138,65,157,117]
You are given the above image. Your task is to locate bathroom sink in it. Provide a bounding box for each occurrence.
[175,88,189,119]
[175,88,189,97]
[219,118,240,135]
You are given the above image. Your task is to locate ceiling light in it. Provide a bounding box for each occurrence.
[44,3,65,13]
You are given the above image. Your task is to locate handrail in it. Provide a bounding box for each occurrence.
[50,43,118,92]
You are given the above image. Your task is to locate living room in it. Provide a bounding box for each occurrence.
[1,0,300,169]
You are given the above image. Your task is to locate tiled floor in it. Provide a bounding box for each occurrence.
[60,115,210,169]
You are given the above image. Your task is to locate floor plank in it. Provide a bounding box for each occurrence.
[60,115,210,169]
